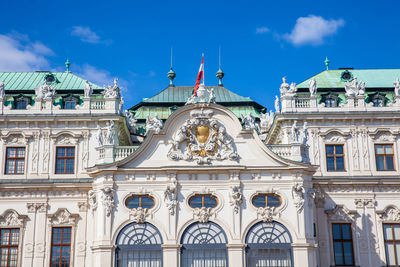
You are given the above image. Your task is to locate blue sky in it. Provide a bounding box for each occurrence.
[1,0,399,111]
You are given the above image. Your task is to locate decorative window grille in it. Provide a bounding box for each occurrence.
[246,222,293,267]
[116,222,163,267]
[181,222,228,267]
[5,147,25,174]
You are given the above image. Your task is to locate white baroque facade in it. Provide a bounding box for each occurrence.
[0,68,400,267]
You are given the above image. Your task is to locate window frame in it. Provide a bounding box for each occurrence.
[326,144,346,172]
[188,194,218,209]
[383,223,400,266]
[0,228,20,267]
[4,147,26,175]
[50,227,72,267]
[331,223,355,266]
[55,146,75,174]
[251,193,281,208]
[125,194,155,209]
[375,144,395,171]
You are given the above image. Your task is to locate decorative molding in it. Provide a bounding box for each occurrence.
[354,198,376,209]
[325,205,358,222]
[292,182,305,213]
[101,187,114,217]
[377,206,400,222]
[0,209,28,227]
[48,208,79,226]
[256,207,278,222]
[26,203,48,213]
[129,207,150,223]
[77,202,88,212]
[370,130,396,143]
[88,190,97,211]
[193,207,214,223]
[164,178,178,215]
[229,184,243,214]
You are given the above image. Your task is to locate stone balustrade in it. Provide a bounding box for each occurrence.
[115,146,138,161]
[267,143,309,162]
[96,145,139,164]
[0,97,121,115]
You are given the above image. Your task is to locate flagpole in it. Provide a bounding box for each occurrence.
[202,53,205,86]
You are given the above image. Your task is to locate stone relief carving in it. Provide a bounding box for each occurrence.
[5,134,27,145]
[145,114,163,135]
[48,208,79,225]
[164,178,178,215]
[241,112,260,133]
[130,207,150,223]
[26,203,47,213]
[103,78,120,99]
[82,131,89,168]
[378,206,400,221]
[42,132,50,173]
[344,77,366,97]
[372,131,395,143]
[350,129,360,170]
[361,129,370,170]
[88,190,97,211]
[292,182,305,213]
[257,207,278,222]
[101,187,114,217]
[193,207,214,223]
[31,132,40,173]
[325,205,358,222]
[167,109,239,164]
[0,210,27,227]
[354,198,375,208]
[56,134,75,145]
[229,185,243,214]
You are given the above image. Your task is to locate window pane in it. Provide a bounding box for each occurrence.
[394,225,400,240]
[385,146,393,154]
[126,197,140,209]
[376,156,385,171]
[16,148,25,157]
[386,156,394,170]
[7,148,16,157]
[386,243,396,265]
[343,242,354,265]
[327,157,335,171]
[335,145,343,154]
[267,195,281,207]
[10,230,19,245]
[375,145,384,154]
[252,195,266,207]
[67,148,74,157]
[326,145,334,155]
[336,156,345,171]
[384,224,393,240]
[1,230,10,245]
[333,242,343,265]
[341,224,352,240]
[332,224,341,240]
[57,148,65,157]
[396,244,400,266]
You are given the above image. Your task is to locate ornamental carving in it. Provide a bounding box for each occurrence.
[88,190,97,211]
[372,131,395,143]
[56,135,75,145]
[101,187,114,217]
[164,178,178,215]
[4,134,27,145]
[325,205,358,222]
[48,208,79,226]
[129,207,150,223]
[292,183,305,213]
[167,109,239,164]
[193,207,214,223]
[377,206,400,222]
[0,210,27,227]
[229,185,243,214]
[257,207,278,222]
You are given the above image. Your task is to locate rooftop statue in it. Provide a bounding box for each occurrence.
[288,82,297,94]
[84,80,93,98]
[95,125,103,147]
[208,88,216,104]
[275,95,280,112]
[241,112,260,133]
[36,83,56,101]
[0,80,4,100]
[344,76,366,97]
[103,78,120,99]
[145,114,163,134]
[260,110,274,130]
[185,94,196,105]
[309,78,317,97]
[394,78,400,97]
[124,110,137,134]
[279,77,290,96]
[105,121,116,145]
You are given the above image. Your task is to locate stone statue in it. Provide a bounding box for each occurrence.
[119,97,124,114]
[292,182,305,213]
[95,125,103,147]
[84,80,93,98]
[280,77,289,96]
[394,78,400,97]
[291,120,299,143]
[288,82,297,94]
[101,187,114,217]
[0,80,4,100]
[124,110,137,134]
[105,121,115,145]
[229,185,243,214]
[241,112,260,133]
[344,77,366,97]
[208,88,216,104]
[164,179,178,215]
[309,78,317,97]
[301,122,308,145]
[196,84,207,103]
[36,83,56,101]
[145,114,163,134]
[260,110,274,130]
[185,94,196,105]
[103,78,120,99]
[275,95,280,112]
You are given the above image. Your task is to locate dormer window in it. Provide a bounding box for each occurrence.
[13,95,30,110]
[64,101,76,109]
[62,95,79,109]
[340,70,353,82]
[321,93,338,108]
[370,92,386,107]
[45,74,55,84]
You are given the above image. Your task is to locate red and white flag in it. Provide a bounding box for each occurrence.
[193,55,204,96]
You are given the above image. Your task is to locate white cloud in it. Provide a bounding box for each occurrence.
[283,15,345,46]
[0,34,53,72]
[70,26,101,44]
[256,26,270,34]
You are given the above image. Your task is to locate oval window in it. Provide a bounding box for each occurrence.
[125,195,155,209]
[188,194,218,208]
[252,194,281,208]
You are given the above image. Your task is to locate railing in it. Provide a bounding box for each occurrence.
[267,144,292,158]
[295,98,310,108]
[114,146,139,161]
[90,100,105,110]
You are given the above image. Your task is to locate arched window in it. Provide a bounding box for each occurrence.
[246,221,293,267]
[181,222,228,267]
[115,222,163,267]
[188,194,218,208]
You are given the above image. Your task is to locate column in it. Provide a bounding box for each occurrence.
[227,244,245,267]
[162,244,181,266]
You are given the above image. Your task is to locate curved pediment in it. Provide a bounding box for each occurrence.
[94,104,312,171]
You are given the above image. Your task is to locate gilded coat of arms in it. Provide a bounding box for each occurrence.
[167,109,239,164]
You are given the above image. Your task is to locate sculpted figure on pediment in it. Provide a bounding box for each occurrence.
[48,208,79,226]
[378,206,400,222]
[0,210,27,227]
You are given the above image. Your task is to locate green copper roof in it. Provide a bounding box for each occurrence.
[297,69,400,89]
[140,85,254,103]
[0,72,103,91]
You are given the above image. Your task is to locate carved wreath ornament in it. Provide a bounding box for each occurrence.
[167,109,239,164]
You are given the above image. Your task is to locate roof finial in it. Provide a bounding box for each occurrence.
[167,47,176,87]
[216,46,224,86]
[65,58,71,72]
[325,56,330,70]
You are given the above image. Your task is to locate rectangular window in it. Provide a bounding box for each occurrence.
[375,144,395,171]
[326,145,345,171]
[5,147,25,174]
[55,147,75,174]
[64,101,76,109]
[383,224,400,266]
[0,228,20,267]
[15,101,27,110]
[50,227,71,267]
[332,223,354,266]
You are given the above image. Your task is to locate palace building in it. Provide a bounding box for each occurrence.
[0,62,400,267]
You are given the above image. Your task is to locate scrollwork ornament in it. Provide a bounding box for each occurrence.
[257,207,277,222]
[292,182,305,213]
[101,187,114,217]
[130,207,150,224]
[378,206,400,222]
[164,179,178,215]
[193,207,214,223]
[229,185,243,214]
